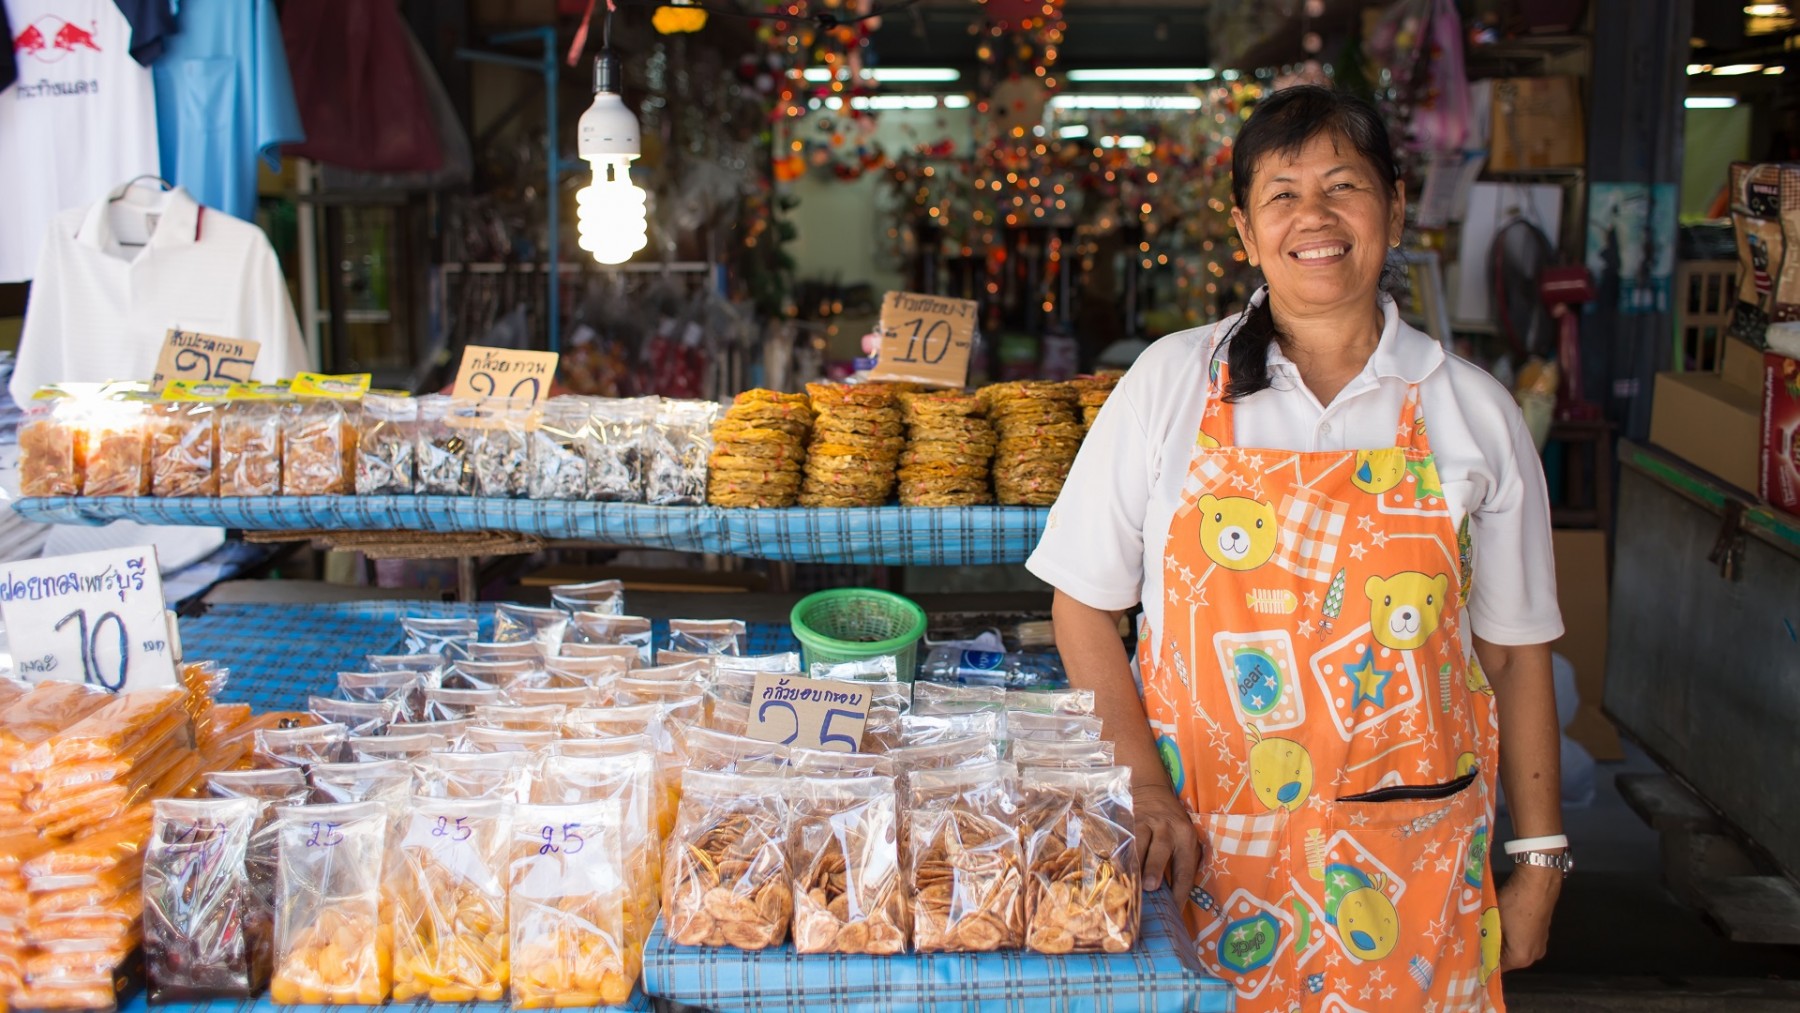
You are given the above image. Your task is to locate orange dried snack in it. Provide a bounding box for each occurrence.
[18,415,83,497]
[81,409,152,497]
[387,801,510,1003]
[150,402,220,497]
[218,401,284,496]
[29,686,188,767]
[270,908,393,1006]
[0,682,111,764]
[282,399,358,495]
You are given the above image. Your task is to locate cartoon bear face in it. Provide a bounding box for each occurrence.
[1337,876,1399,961]
[1196,494,1278,571]
[1246,726,1313,812]
[1351,449,1407,496]
[1364,571,1450,651]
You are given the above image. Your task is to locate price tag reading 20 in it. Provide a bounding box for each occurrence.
[745,674,873,753]
[0,546,176,691]
[869,291,979,389]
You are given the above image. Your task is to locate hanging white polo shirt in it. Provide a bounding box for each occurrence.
[10,185,310,403]
[0,0,160,282]
[1027,293,1564,648]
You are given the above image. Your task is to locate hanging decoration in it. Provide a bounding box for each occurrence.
[652,0,708,34]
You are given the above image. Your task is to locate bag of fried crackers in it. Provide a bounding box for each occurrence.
[270,800,393,1005]
[283,374,368,495]
[150,384,225,497]
[1017,766,1139,954]
[905,759,1024,952]
[510,800,640,1009]
[387,797,511,1003]
[18,391,84,497]
[662,768,791,949]
[790,774,907,955]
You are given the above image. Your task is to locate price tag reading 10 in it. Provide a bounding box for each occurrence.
[868,291,979,388]
[0,546,177,691]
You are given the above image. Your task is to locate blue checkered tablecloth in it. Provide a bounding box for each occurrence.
[181,602,799,713]
[642,888,1229,1013]
[12,497,1051,566]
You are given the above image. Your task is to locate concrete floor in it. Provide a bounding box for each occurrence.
[1503,743,1800,1010]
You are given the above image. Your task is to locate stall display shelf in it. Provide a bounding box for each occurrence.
[114,992,651,1013]
[12,498,1052,566]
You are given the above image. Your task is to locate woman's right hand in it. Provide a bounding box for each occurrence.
[1132,782,1201,902]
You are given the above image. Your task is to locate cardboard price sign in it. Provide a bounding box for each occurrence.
[150,329,260,394]
[869,291,978,388]
[745,674,872,752]
[0,546,176,691]
[452,345,560,402]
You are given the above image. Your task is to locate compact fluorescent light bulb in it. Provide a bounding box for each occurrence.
[576,54,647,266]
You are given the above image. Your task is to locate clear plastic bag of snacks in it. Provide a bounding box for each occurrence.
[366,653,448,677]
[706,698,751,736]
[469,398,533,499]
[645,400,721,506]
[494,603,570,648]
[81,396,152,496]
[405,718,472,741]
[509,801,640,1009]
[681,727,788,775]
[548,579,625,616]
[1005,688,1096,716]
[912,681,1004,717]
[218,394,286,496]
[624,658,711,684]
[588,397,656,503]
[662,768,790,949]
[203,769,311,923]
[568,613,654,666]
[612,682,704,724]
[790,748,895,778]
[308,760,413,807]
[270,801,392,1005]
[897,711,1003,748]
[150,396,220,497]
[666,619,746,657]
[1011,739,1116,769]
[790,775,907,955]
[415,750,535,802]
[554,643,642,667]
[306,697,397,737]
[1006,711,1102,743]
[469,640,544,663]
[1018,766,1138,955]
[528,396,594,500]
[522,657,626,697]
[445,662,534,692]
[906,760,1024,952]
[337,671,424,721]
[282,396,359,495]
[414,394,473,495]
[23,685,188,768]
[144,797,263,1000]
[459,726,559,755]
[506,685,602,710]
[18,395,83,496]
[253,723,349,771]
[388,798,511,1002]
[422,687,507,721]
[537,742,660,876]
[350,732,447,764]
[356,392,417,495]
[402,616,479,659]
[472,704,566,733]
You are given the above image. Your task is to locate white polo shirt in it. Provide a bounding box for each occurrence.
[1027,295,1564,648]
[10,186,309,403]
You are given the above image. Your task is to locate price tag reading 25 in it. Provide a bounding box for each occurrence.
[869,291,979,389]
[0,546,176,692]
[745,674,873,753]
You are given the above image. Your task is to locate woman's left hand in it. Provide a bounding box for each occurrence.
[1497,862,1561,971]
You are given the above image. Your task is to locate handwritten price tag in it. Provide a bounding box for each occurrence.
[868,291,979,388]
[150,329,261,394]
[746,674,872,752]
[452,345,559,403]
[0,546,175,691]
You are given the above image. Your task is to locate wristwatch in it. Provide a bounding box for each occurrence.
[1511,849,1574,877]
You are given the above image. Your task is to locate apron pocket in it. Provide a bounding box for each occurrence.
[1186,810,1298,1010]
[1338,769,1476,805]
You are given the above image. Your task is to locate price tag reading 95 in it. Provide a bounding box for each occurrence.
[150,329,261,394]
[745,674,873,753]
[869,291,979,389]
[0,546,176,691]
[452,345,560,403]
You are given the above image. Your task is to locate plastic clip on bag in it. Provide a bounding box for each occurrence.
[145,797,263,1000]
[662,768,791,949]
[509,801,640,1009]
[790,775,907,955]
[906,760,1025,952]
[1018,766,1138,954]
[270,801,393,1005]
[388,798,512,1003]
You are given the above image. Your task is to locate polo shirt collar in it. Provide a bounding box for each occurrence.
[76,186,203,259]
[1258,288,1446,385]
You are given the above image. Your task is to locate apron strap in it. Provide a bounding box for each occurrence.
[1398,383,1432,454]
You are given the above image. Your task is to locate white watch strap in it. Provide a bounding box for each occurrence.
[1503,834,1569,855]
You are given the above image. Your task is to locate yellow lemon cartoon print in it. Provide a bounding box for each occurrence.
[1456,751,1479,779]
[1197,494,1278,571]
[1246,725,1313,812]
[1479,906,1502,983]
[1337,874,1399,961]
[1198,430,1220,449]
[1365,571,1450,651]
[1351,449,1407,495]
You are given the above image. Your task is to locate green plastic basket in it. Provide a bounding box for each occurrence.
[790,588,928,680]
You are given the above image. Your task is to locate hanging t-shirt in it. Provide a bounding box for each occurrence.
[153,0,304,222]
[110,0,176,66]
[0,0,160,282]
[10,185,310,403]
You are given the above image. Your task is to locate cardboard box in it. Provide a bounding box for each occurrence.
[1489,76,1586,171]
[1761,351,1800,515]
[1650,371,1762,491]
[1554,528,1620,760]
[1722,336,1766,394]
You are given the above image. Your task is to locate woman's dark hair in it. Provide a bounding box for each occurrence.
[1217,86,1403,402]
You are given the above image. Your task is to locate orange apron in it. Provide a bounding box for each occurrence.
[1140,361,1504,1012]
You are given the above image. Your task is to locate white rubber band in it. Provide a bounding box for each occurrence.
[1503,834,1569,855]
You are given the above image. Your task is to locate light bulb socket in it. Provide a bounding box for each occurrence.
[594,51,623,96]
